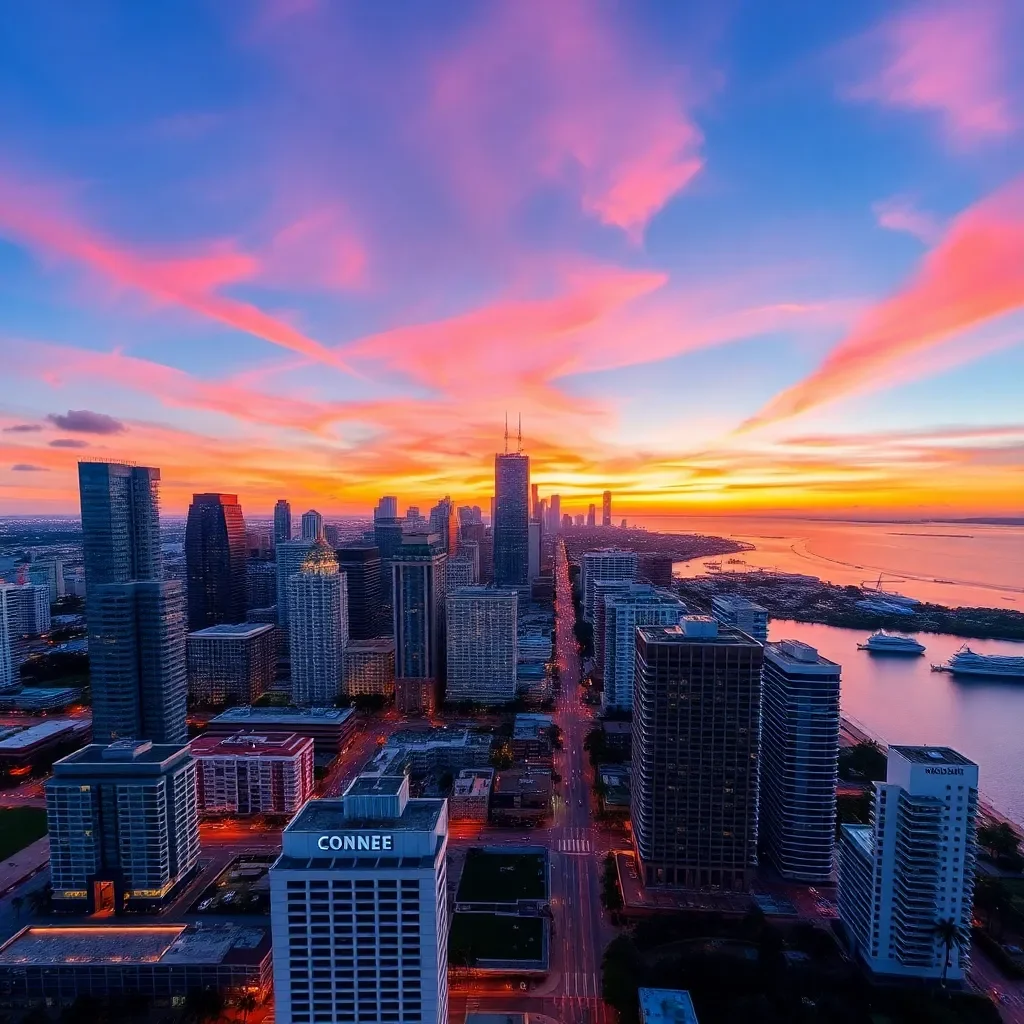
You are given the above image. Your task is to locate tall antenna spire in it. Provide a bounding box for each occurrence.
[517,414,522,453]
[504,412,508,455]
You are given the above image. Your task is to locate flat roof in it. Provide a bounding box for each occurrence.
[288,795,445,834]
[0,718,87,751]
[456,847,548,903]
[189,731,312,758]
[891,746,976,767]
[493,770,552,796]
[637,623,758,647]
[0,924,270,967]
[843,824,875,858]
[638,988,699,1024]
[711,595,767,613]
[602,720,631,734]
[55,740,189,769]
[211,705,354,726]
[187,623,275,640]
[764,641,840,672]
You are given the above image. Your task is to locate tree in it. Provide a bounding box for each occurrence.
[600,854,623,913]
[933,917,968,989]
[838,741,886,781]
[183,988,224,1024]
[231,991,259,1024]
[977,821,1021,863]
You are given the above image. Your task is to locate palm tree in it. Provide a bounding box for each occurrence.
[231,992,258,1024]
[934,917,969,989]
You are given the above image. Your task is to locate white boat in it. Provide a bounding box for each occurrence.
[932,645,1024,680]
[857,630,926,655]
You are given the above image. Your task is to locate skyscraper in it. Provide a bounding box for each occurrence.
[586,503,596,527]
[392,534,446,714]
[528,520,541,581]
[429,496,459,556]
[460,522,489,584]
[493,440,530,588]
[289,541,348,706]
[600,585,686,711]
[760,640,841,882]
[373,515,404,604]
[337,545,382,640]
[276,539,315,631]
[580,548,638,622]
[445,587,517,705]
[269,774,449,1024]
[300,509,324,542]
[273,499,292,545]
[78,462,187,744]
[632,618,762,890]
[602,490,612,527]
[0,587,14,693]
[711,595,769,644]
[549,494,561,534]
[531,483,540,519]
[445,556,475,594]
[375,495,398,520]
[838,746,978,982]
[184,493,247,631]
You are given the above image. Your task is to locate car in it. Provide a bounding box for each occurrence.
[198,898,213,911]
[223,890,237,903]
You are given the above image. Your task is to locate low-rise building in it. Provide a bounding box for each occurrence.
[0,686,82,712]
[186,622,277,706]
[490,769,552,824]
[0,718,91,766]
[450,768,494,822]
[601,719,632,757]
[0,924,272,1005]
[711,595,768,645]
[365,728,493,778]
[512,713,555,766]
[206,704,356,757]
[639,988,700,1024]
[343,637,396,699]
[190,731,315,816]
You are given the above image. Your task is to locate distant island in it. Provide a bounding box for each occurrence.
[563,526,749,563]
[676,571,1024,643]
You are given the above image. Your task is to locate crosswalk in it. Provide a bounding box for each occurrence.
[558,836,592,854]
[563,971,600,998]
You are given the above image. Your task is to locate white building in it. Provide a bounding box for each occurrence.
[601,585,686,710]
[580,549,638,622]
[445,587,517,705]
[760,640,841,881]
[289,541,349,706]
[270,773,449,1024]
[30,558,65,602]
[190,731,314,816]
[711,595,768,644]
[838,746,979,982]
[276,539,314,632]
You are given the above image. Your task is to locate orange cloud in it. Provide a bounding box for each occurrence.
[742,177,1024,428]
[0,172,357,374]
[844,0,1017,146]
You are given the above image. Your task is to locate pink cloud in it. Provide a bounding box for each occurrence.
[845,0,1017,147]
[743,176,1024,428]
[264,205,368,291]
[0,172,357,373]
[427,0,704,239]
[872,195,942,244]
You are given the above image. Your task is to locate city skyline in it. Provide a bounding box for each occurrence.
[0,2,1022,518]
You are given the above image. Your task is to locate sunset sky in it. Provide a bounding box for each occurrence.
[1,0,1022,518]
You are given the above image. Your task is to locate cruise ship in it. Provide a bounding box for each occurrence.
[857,630,926,655]
[932,645,1024,680]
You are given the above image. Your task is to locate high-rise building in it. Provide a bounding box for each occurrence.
[711,595,769,645]
[375,496,398,521]
[580,548,638,622]
[760,640,841,882]
[337,545,382,641]
[0,587,14,693]
[186,622,277,706]
[531,483,540,519]
[289,541,348,706]
[460,522,489,584]
[276,539,315,632]
[587,504,596,527]
[392,534,446,714]
[0,583,51,669]
[591,579,635,683]
[445,556,475,594]
[274,499,292,545]
[601,585,686,710]
[373,517,405,604]
[445,587,517,705]
[574,514,584,528]
[247,560,277,610]
[537,499,547,531]
[562,514,572,531]
[528,520,541,581]
[344,638,396,699]
[602,490,612,527]
[29,558,64,601]
[638,553,674,589]
[493,447,530,588]
[46,739,200,913]
[549,494,561,534]
[269,774,449,1024]
[191,731,314,816]
[632,618,762,890]
[428,497,459,557]
[184,493,247,631]
[300,509,324,542]
[79,462,186,744]
[838,746,979,982]
[324,524,341,548]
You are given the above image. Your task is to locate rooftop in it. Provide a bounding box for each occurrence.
[456,847,548,904]
[638,622,758,646]
[493,769,552,798]
[513,713,553,740]
[843,823,875,858]
[287,794,445,834]
[55,740,189,770]
[0,718,88,752]
[764,640,840,671]
[211,705,354,726]
[638,988,700,1024]
[189,731,312,758]
[711,595,767,613]
[891,746,976,767]
[187,622,276,640]
[0,924,270,968]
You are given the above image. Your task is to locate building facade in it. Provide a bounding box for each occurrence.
[445,587,517,705]
[580,549,638,622]
[0,587,14,692]
[493,451,530,588]
[29,557,65,602]
[289,541,348,706]
[444,556,475,594]
[46,739,200,913]
[186,622,277,706]
[337,545,382,640]
[300,510,324,542]
[344,638,396,699]
[184,492,247,631]
[760,640,841,882]
[601,586,686,711]
[602,491,612,527]
[274,499,292,545]
[838,746,979,982]
[711,595,769,645]
[392,535,446,713]
[632,619,763,890]
[207,705,356,757]
[276,538,314,633]
[190,731,314,816]
[270,774,449,1024]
